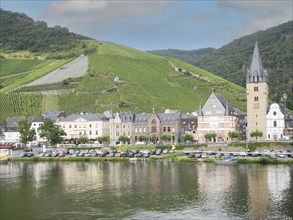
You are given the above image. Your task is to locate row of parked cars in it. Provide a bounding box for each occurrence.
[186,150,292,159]
[20,148,176,158]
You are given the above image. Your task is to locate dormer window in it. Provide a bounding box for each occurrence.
[253,76,259,83]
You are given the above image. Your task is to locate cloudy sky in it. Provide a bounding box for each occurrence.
[1,0,292,51]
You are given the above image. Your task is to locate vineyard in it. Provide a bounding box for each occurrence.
[14,77,83,93]
[27,55,88,86]
[0,59,71,92]
[0,93,43,123]
[0,41,248,123]
[0,58,54,76]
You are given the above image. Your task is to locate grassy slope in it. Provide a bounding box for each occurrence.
[58,42,246,114]
[0,41,246,123]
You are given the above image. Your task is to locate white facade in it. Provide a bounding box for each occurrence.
[56,113,110,140]
[266,103,286,140]
[2,131,21,143]
[109,112,133,145]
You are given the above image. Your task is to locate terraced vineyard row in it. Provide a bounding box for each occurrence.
[0,93,43,123]
[0,58,55,76]
[14,82,78,93]
[0,59,71,92]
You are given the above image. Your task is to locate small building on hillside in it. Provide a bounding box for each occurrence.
[197,93,240,143]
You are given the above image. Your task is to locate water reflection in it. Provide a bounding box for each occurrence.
[0,162,292,219]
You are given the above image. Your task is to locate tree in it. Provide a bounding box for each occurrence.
[77,136,88,144]
[228,131,240,142]
[118,135,130,144]
[160,134,171,142]
[250,130,263,141]
[39,119,66,146]
[18,118,36,147]
[204,133,216,142]
[182,134,194,142]
[138,135,148,142]
[96,136,110,144]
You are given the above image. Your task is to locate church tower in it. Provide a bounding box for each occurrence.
[246,42,269,141]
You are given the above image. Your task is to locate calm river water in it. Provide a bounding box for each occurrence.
[0,161,292,219]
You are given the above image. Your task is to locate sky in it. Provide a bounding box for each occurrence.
[1,0,292,51]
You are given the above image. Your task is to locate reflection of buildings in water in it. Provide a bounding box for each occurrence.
[0,163,21,191]
[32,162,57,191]
[197,164,236,210]
[247,166,269,220]
[267,166,291,202]
[62,162,105,194]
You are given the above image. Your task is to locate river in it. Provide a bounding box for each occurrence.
[0,161,292,219]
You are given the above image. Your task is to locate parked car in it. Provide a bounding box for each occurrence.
[135,152,143,158]
[155,149,162,155]
[188,153,195,158]
[162,149,169,154]
[143,153,150,158]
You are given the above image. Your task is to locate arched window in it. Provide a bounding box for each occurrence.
[151,119,157,133]
[273,121,277,127]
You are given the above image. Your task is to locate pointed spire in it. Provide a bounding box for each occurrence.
[225,101,229,116]
[246,42,269,84]
[198,102,203,116]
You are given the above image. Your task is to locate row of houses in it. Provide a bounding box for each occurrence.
[1,43,292,146]
[1,91,292,147]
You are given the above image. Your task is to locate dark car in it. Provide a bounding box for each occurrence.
[143,153,150,158]
[149,150,156,155]
[20,152,28,157]
[135,152,143,158]
[128,151,135,157]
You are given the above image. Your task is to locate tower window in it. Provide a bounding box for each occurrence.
[254,87,258,92]
[253,76,259,83]
[273,111,277,116]
[273,121,277,127]
[254,97,259,101]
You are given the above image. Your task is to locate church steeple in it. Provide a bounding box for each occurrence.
[246,42,269,84]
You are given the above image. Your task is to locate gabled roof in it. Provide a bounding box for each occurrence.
[202,93,236,116]
[59,113,106,122]
[134,114,152,122]
[246,42,269,84]
[43,111,65,122]
[1,116,40,129]
[119,112,134,122]
[157,113,181,122]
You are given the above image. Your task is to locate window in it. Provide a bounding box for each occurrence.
[253,76,259,83]
[89,124,92,128]
[151,119,157,133]
[69,125,72,128]
[254,86,258,92]
[256,114,258,118]
[273,111,277,116]
[273,121,277,127]
[96,131,98,135]
[268,134,270,138]
[74,124,77,128]
[167,127,171,132]
[89,131,92,135]
[163,127,166,132]
[254,97,259,101]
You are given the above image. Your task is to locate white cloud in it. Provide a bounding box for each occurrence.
[43,0,173,36]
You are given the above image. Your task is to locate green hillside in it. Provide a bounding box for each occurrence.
[0,10,247,123]
[149,21,293,110]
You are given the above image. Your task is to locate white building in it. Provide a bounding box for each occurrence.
[57,113,110,140]
[266,103,287,140]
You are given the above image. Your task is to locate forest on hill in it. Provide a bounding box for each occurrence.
[149,21,293,110]
[0,9,89,55]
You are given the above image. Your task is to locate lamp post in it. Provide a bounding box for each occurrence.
[283,93,287,110]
